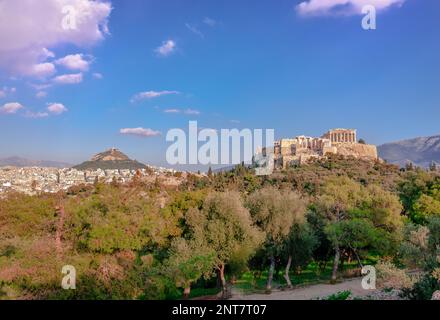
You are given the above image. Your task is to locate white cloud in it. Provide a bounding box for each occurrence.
[92,72,103,79]
[0,102,24,114]
[203,17,217,27]
[164,109,181,113]
[36,91,48,98]
[186,23,204,38]
[155,40,176,57]
[55,53,91,71]
[47,103,68,114]
[230,119,240,124]
[184,108,200,115]
[31,83,52,91]
[163,108,201,115]
[0,86,16,98]
[53,73,83,84]
[131,90,179,102]
[0,0,112,77]
[25,111,49,118]
[31,62,57,78]
[296,0,405,16]
[120,127,161,137]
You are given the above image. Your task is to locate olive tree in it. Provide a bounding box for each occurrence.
[246,187,306,290]
[185,191,263,297]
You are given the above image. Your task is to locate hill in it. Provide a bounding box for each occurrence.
[73,148,147,170]
[378,135,440,168]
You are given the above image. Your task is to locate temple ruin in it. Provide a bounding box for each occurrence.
[272,128,378,168]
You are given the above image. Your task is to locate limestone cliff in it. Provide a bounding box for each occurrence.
[334,143,378,161]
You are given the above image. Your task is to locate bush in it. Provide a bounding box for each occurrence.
[325,290,351,300]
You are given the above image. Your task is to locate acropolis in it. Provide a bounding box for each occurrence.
[273,128,378,168]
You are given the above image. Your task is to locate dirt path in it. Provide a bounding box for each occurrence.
[231,278,378,300]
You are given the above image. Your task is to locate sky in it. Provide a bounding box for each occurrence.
[0,0,439,169]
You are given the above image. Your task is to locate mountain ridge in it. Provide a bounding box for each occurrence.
[378,135,440,168]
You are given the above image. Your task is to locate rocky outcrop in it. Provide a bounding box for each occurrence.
[335,143,378,161]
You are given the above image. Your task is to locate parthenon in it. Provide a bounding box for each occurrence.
[322,128,357,143]
[272,128,377,168]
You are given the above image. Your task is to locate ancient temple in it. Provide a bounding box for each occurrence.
[272,128,377,168]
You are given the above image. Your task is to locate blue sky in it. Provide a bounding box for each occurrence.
[0,0,439,168]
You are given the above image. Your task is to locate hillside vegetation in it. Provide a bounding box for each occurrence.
[1,156,439,300]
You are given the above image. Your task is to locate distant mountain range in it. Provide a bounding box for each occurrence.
[378,135,440,168]
[2,136,439,170]
[73,148,147,170]
[0,156,72,168]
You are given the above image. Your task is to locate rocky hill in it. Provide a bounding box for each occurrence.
[73,148,147,170]
[378,135,440,168]
[0,156,72,168]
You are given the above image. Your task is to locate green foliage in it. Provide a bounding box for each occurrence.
[284,223,318,271]
[247,187,306,248]
[186,191,264,272]
[1,157,440,300]
[399,217,440,299]
[325,290,351,300]
[65,184,181,253]
[164,238,216,293]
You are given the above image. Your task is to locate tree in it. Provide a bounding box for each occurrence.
[283,223,318,287]
[246,187,306,290]
[184,191,263,297]
[399,217,440,299]
[412,181,440,222]
[358,139,366,144]
[164,238,215,298]
[315,177,365,281]
[325,219,384,268]
[315,177,403,282]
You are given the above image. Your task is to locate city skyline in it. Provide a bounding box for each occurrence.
[0,0,439,168]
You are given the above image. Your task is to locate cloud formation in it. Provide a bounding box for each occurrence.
[25,111,49,119]
[203,17,217,27]
[120,127,161,137]
[131,90,179,102]
[163,108,201,115]
[0,102,24,114]
[92,72,103,79]
[55,54,91,71]
[47,103,68,115]
[0,0,111,77]
[296,0,405,16]
[186,23,204,38]
[36,91,48,99]
[0,86,16,98]
[155,40,176,57]
[164,109,181,114]
[184,108,201,115]
[53,73,83,84]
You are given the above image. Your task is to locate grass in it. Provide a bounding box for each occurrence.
[183,256,380,299]
[234,257,379,295]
